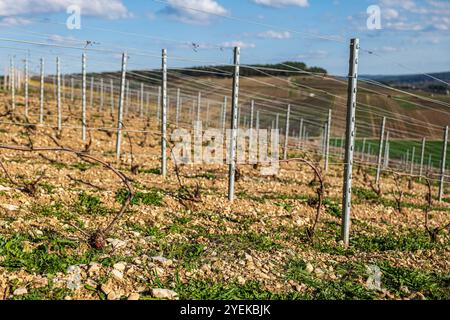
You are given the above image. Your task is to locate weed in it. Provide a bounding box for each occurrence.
[151,242,205,270]
[285,258,377,300]
[71,162,98,172]
[353,187,380,203]
[0,233,99,275]
[351,229,442,252]
[192,172,217,180]
[116,188,163,206]
[148,277,306,300]
[379,262,449,300]
[205,232,282,252]
[324,198,341,218]
[74,192,110,216]
[38,182,56,193]
[12,281,72,300]
[138,168,161,175]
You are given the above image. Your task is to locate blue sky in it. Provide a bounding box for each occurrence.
[0,0,449,76]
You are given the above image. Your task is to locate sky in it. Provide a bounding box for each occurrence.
[0,0,449,76]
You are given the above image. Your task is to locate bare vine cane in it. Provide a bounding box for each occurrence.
[163,136,202,203]
[0,143,134,249]
[279,157,325,242]
[423,176,450,242]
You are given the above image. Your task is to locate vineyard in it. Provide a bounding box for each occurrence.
[0,67,448,301]
[0,33,449,301]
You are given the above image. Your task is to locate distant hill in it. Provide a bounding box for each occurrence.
[361,72,450,92]
[364,71,450,84]
[363,72,450,94]
[180,61,327,78]
[82,61,327,86]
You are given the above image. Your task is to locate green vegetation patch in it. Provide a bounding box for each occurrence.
[147,278,306,300]
[350,229,443,252]
[0,233,98,275]
[115,188,164,206]
[150,241,205,270]
[285,259,377,300]
[205,232,282,252]
[379,262,449,300]
[74,192,111,216]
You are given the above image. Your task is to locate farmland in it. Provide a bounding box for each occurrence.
[0,75,448,301]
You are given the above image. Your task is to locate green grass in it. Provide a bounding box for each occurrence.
[191,172,217,180]
[12,282,72,300]
[38,182,56,193]
[331,138,448,170]
[71,162,98,172]
[150,278,306,300]
[31,202,66,218]
[0,232,98,275]
[350,229,443,252]
[237,190,309,203]
[324,198,342,218]
[150,241,205,270]
[395,97,419,110]
[138,167,161,175]
[115,188,164,206]
[144,226,167,239]
[379,262,449,300]
[285,259,377,300]
[352,186,450,212]
[74,192,111,216]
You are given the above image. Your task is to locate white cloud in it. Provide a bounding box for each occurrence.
[47,34,85,45]
[297,49,328,60]
[383,8,399,20]
[430,16,450,30]
[258,30,291,39]
[428,0,450,10]
[380,0,450,15]
[160,0,228,25]
[386,21,424,31]
[379,46,400,53]
[252,0,309,7]
[380,0,417,12]
[0,16,31,26]
[220,41,256,49]
[378,0,450,32]
[0,0,131,20]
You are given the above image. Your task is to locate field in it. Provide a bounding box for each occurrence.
[0,77,449,301]
[331,138,448,169]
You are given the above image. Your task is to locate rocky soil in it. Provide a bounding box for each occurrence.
[0,91,448,300]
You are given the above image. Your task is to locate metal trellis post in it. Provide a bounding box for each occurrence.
[376,117,386,184]
[341,38,360,248]
[384,131,390,169]
[222,96,227,136]
[283,104,291,160]
[161,49,168,177]
[24,58,28,117]
[10,57,15,111]
[81,54,87,142]
[325,109,332,171]
[57,57,62,132]
[176,88,180,126]
[419,137,426,178]
[298,118,304,149]
[410,147,415,175]
[228,47,241,201]
[39,58,44,123]
[438,126,448,202]
[115,52,127,161]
